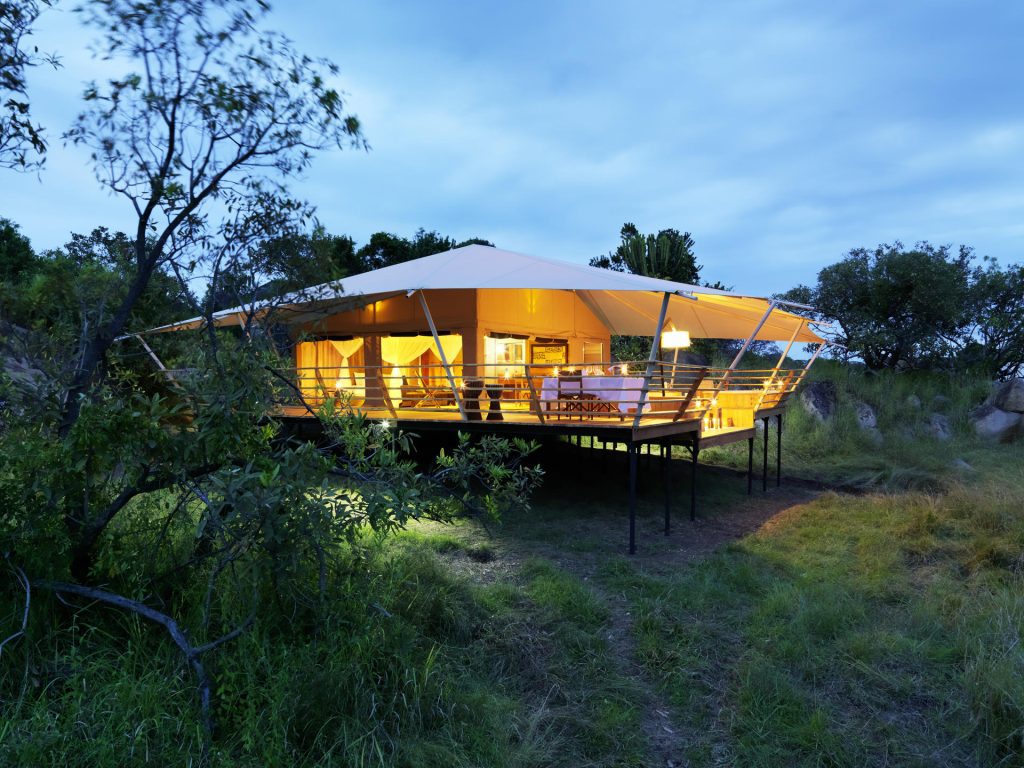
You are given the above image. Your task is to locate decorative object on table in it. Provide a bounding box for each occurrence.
[485,383,504,421]
[463,379,484,421]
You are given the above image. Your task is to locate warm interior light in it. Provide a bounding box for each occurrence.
[661,330,691,349]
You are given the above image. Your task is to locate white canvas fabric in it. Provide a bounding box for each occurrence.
[149,244,824,343]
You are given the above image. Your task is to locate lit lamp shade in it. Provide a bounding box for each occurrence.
[661,330,691,349]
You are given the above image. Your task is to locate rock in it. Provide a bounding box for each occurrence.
[951,458,974,472]
[854,401,877,430]
[932,395,951,412]
[990,378,1024,414]
[906,394,922,409]
[970,403,1022,442]
[676,351,709,368]
[800,380,836,421]
[926,412,951,441]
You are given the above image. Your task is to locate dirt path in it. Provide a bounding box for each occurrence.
[437,473,823,766]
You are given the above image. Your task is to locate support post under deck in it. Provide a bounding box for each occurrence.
[628,442,638,555]
[747,437,754,495]
[690,437,699,521]
[776,413,783,487]
[762,416,769,492]
[663,440,671,536]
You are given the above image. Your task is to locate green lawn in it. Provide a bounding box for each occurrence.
[4,368,1023,766]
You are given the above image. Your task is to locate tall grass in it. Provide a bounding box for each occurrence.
[702,359,995,488]
[0,528,651,766]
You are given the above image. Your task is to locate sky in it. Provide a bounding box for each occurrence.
[3,0,1023,297]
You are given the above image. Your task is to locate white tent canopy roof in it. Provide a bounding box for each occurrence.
[152,244,824,343]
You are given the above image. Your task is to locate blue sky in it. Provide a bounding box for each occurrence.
[4,0,1023,296]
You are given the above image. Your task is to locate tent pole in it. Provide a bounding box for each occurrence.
[728,299,777,370]
[417,291,467,421]
[788,341,828,391]
[755,318,804,411]
[134,334,184,392]
[633,291,671,432]
[707,299,778,405]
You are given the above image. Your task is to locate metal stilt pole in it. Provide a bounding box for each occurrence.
[762,416,769,492]
[776,413,783,487]
[690,437,699,521]
[747,437,754,495]
[663,440,671,535]
[629,442,638,555]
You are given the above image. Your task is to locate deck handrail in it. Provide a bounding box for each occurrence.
[156,359,806,431]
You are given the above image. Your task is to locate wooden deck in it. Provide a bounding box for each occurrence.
[276,401,772,448]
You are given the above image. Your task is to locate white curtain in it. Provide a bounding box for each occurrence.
[381,335,462,365]
[381,336,434,366]
[329,337,365,397]
[381,335,463,404]
[436,335,463,363]
[329,338,364,359]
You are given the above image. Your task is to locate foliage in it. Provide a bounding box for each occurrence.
[4,227,192,333]
[0,338,541,733]
[58,0,365,435]
[701,358,992,488]
[206,227,494,311]
[354,228,494,274]
[0,216,37,282]
[782,241,1024,377]
[958,258,1024,379]
[0,528,649,767]
[0,0,58,170]
[0,2,541,755]
[590,222,702,284]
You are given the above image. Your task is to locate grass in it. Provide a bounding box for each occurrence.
[701,359,995,489]
[0,517,648,766]
[2,364,1022,765]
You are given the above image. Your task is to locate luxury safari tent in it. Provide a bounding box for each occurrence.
[152,244,828,551]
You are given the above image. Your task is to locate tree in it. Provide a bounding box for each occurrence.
[0,4,539,748]
[957,259,1024,379]
[591,223,711,362]
[354,228,494,274]
[0,216,36,283]
[205,224,358,311]
[590,222,702,284]
[0,0,58,170]
[782,242,973,371]
[57,0,366,436]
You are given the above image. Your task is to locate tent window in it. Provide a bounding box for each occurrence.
[485,335,526,377]
[381,334,464,406]
[583,341,603,364]
[295,338,366,403]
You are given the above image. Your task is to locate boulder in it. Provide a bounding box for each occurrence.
[926,413,951,441]
[990,378,1024,414]
[800,381,836,421]
[676,351,710,368]
[906,394,922,410]
[951,458,974,472]
[854,401,877,430]
[970,403,1022,442]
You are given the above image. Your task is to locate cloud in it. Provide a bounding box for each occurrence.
[3,0,1022,299]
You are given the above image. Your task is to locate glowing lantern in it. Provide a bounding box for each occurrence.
[661,330,691,349]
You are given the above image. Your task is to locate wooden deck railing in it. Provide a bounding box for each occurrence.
[234,360,809,430]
